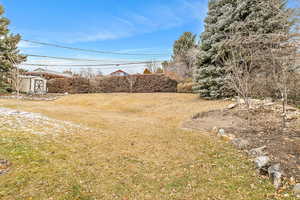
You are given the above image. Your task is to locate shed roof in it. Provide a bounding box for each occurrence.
[110,69,129,75]
[25,68,72,78]
[19,75,47,80]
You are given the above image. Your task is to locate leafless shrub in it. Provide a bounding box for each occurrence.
[5,55,21,96]
[146,61,160,73]
[223,32,298,127]
[126,75,138,93]
[222,35,260,109]
[165,47,199,80]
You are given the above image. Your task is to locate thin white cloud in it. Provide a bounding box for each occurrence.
[54,0,208,43]
[65,31,132,43]
[18,40,41,48]
[114,17,135,27]
[17,0,209,45]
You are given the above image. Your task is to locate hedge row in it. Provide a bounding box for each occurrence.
[47,74,178,93]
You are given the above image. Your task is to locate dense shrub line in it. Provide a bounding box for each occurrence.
[47,74,178,94]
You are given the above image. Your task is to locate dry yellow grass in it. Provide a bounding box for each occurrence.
[0,93,291,199]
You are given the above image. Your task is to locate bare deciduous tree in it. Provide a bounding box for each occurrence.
[126,75,138,93]
[223,32,298,127]
[7,55,21,97]
[80,68,96,79]
[146,61,160,73]
[223,38,257,110]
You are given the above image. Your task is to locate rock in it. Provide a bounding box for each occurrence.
[192,113,200,119]
[236,97,245,104]
[211,127,218,134]
[268,164,283,189]
[286,113,298,121]
[286,106,297,112]
[263,97,273,104]
[217,129,226,137]
[227,134,236,140]
[293,184,300,196]
[250,99,262,105]
[216,129,235,141]
[222,134,236,141]
[254,156,270,169]
[231,138,250,150]
[264,102,275,106]
[227,103,237,109]
[249,146,267,157]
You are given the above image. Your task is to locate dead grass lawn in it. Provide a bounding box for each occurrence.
[0,93,289,199]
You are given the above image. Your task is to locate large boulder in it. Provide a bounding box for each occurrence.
[268,163,283,189]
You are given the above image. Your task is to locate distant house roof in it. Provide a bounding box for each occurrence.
[24,68,72,79]
[110,70,129,76]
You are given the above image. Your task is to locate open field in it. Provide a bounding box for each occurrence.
[0,93,292,199]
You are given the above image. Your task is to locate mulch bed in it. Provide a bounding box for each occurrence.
[183,105,300,181]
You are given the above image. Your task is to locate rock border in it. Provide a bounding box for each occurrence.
[213,127,299,197]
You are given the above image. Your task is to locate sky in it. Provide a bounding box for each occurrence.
[0,0,298,75]
[0,0,209,74]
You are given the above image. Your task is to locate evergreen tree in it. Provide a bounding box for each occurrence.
[193,0,236,99]
[194,0,291,99]
[173,32,197,59]
[0,5,26,73]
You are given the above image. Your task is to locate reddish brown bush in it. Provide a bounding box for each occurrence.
[177,82,195,93]
[47,74,177,94]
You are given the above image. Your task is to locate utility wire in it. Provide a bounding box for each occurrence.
[21,62,152,67]
[24,54,164,63]
[22,39,171,56]
[20,64,147,70]
[25,54,114,62]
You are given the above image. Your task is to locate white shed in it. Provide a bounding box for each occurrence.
[19,75,47,94]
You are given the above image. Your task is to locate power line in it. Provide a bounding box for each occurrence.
[22,39,172,56]
[24,54,163,64]
[25,54,114,62]
[21,61,154,67]
[20,64,147,70]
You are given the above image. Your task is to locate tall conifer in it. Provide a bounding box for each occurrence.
[194,0,291,99]
[0,5,26,73]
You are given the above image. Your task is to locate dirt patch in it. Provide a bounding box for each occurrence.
[183,105,300,181]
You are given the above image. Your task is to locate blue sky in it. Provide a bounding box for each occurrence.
[0,0,298,74]
[0,0,208,74]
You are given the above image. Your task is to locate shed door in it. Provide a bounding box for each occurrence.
[34,79,44,94]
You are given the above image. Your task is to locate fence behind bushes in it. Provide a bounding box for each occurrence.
[47,74,178,94]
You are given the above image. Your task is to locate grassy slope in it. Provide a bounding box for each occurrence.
[0,93,293,199]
